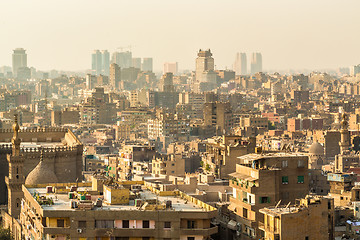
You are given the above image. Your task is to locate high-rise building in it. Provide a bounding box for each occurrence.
[195,49,215,82]
[163,62,178,74]
[111,51,132,68]
[233,52,247,75]
[101,50,110,76]
[350,64,360,76]
[142,58,153,72]
[160,72,175,92]
[91,50,102,75]
[203,101,233,135]
[85,74,97,90]
[92,50,110,76]
[109,63,121,89]
[132,57,142,69]
[12,48,27,77]
[251,52,262,74]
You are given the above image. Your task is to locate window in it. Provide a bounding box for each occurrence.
[259,197,270,204]
[243,208,248,218]
[122,220,129,228]
[187,238,195,240]
[282,176,289,184]
[298,160,305,168]
[57,219,65,227]
[164,221,171,229]
[305,237,309,240]
[143,220,150,228]
[297,176,304,184]
[78,221,86,228]
[187,220,196,229]
[282,160,288,168]
[95,220,114,228]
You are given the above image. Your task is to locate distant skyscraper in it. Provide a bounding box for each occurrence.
[111,51,132,69]
[163,62,178,74]
[233,52,247,75]
[195,49,214,82]
[110,63,121,89]
[12,48,27,77]
[142,58,153,72]
[250,52,262,74]
[101,50,110,76]
[132,58,141,69]
[91,50,102,75]
[350,64,360,76]
[92,50,110,76]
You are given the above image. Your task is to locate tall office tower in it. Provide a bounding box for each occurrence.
[101,50,110,76]
[250,52,262,74]
[163,62,178,74]
[12,48,27,77]
[142,58,153,72]
[195,49,214,82]
[233,52,247,75]
[111,51,132,68]
[91,50,102,75]
[110,63,121,89]
[350,64,360,76]
[132,58,142,69]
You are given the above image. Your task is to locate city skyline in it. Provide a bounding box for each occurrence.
[0,0,359,72]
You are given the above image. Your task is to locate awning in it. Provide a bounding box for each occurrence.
[227,220,237,230]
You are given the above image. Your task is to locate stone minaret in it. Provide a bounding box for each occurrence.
[339,113,350,154]
[5,114,24,218]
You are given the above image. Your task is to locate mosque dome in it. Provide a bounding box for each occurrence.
[25,150,58,185]
[309,142,324,156]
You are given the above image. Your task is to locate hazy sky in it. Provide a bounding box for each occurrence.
[1,0,360,72]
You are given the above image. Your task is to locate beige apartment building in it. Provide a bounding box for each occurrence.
[259,195,334,240]
[239,115,269,130]
[5,179,218,240]
[202,135,255,179]
[228,153,309,239]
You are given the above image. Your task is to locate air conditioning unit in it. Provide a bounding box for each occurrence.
[77,229,83,233]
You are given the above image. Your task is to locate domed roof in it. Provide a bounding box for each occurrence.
[309,142,324,155]
[25,150,58,185]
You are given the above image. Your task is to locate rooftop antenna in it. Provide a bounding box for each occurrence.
[275,200,281,209]
[286,201,291,212]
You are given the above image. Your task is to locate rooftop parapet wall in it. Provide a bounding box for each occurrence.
[0,144,80,153]
[0,128,81,146]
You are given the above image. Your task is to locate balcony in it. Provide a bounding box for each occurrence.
[180,226,218,236]
[95,228,156,237]
[257,222,278,234]
[43,227,71,235]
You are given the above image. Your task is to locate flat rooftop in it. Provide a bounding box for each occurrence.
[260,206,300,217]
[238,152,306,163]
[27,186,207,212]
